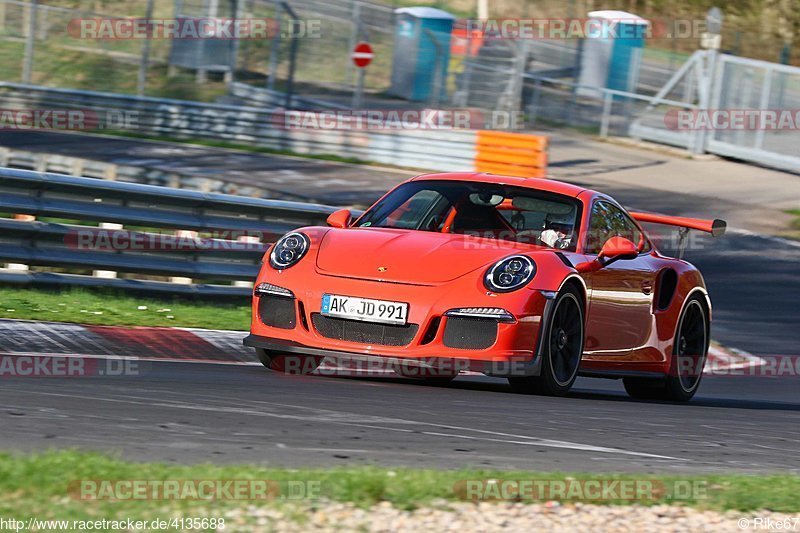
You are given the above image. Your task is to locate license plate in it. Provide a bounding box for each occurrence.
[321,294,408,325]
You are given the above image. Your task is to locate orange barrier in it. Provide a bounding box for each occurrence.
[474,131,548,178]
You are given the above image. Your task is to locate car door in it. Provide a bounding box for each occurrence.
[583,201,658,358]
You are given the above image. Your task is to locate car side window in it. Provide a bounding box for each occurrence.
[383,189,449,230]
[586,201,648,255]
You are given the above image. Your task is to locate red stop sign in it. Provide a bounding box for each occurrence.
[351,42,374,68]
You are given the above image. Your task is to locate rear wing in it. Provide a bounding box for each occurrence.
[628,212,726,258]
[628,212,727,237]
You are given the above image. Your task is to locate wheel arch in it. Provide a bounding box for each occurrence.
[558,274,588,314]
[672,287,712,358]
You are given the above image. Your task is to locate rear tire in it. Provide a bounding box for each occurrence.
[508,285,585,396]
[255,348,323,375]
[624,295,708,402]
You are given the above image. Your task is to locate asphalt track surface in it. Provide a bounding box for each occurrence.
[0,132,798,473]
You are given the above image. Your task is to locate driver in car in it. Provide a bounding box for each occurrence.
[540,220,573,249]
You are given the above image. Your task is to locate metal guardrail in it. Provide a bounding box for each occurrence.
[0,82,478,172]
[0,147,301,200]
[0,168,339,296]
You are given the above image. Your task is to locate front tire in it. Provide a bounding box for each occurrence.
[624,295,709,402]
[255,348,323,375]
[508,286,585,396]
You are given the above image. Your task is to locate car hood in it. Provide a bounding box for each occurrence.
[315,228,541,284]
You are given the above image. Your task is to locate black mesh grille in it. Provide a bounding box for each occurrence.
[311,314,418,346]
[259,296,296,329]
[443,317,498,349]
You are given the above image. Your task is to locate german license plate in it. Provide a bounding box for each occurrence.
[321,294,408,325]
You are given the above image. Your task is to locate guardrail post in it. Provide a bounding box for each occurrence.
[93,223,123,279]
[233,235,260,288]
[5,214,35,272]
[104,165,118,181]
[35,154,47,172]
[71,158,85,177]
[169,230,197,285]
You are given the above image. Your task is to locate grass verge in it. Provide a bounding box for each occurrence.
[0,451,798,524]
[0,286,249,330]
[787,209,800,229]
[782,209,800,240]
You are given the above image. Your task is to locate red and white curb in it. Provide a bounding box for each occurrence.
[0,318,765,375]
[708,341,766,373]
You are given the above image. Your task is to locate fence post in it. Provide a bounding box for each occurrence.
[692,50,718,154]
[527,78,541,127]
[600,91,613,138]
[753,66,773,150]
[137,0,155,96]
[345,1,362,87]
[282,2,299,109]
[22,0,39,84]
[266,0,282,91]
[226,0,243,84]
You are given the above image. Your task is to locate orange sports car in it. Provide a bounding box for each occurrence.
[243,172,726,401]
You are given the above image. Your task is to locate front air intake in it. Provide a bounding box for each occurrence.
[311,314,418,346]
[442,317,498,349]
[258,295,296,329]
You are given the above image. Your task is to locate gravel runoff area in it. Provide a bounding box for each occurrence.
[224,501,796,532]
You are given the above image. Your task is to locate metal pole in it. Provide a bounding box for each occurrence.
[600,91,613,137]
[693,49,718,154]
[282,2,298,109]
[266,0,282,90]
[137,0,155,96]
[227,0,242,84]
[345,1,361,87]
[352,67,365,109]
[22,0,38,84]
[753,67,773,150]
[528,78,541,126]
[424,29,443,106]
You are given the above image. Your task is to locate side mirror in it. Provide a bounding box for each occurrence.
[576,236,638,273]
[326,208,352,229]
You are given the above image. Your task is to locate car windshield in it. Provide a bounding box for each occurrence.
[355,180,581,250]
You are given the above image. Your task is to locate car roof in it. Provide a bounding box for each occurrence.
[410,172,591,198]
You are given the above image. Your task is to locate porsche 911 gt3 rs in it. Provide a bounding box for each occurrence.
[244,172,726,401]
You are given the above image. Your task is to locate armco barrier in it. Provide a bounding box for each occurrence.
[0,147,302,200]
[0,167,339,296]
[474,131,548,178]
[0,83,548,177]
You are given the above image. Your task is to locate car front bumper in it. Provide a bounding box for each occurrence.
[246,270,557,377]
[243,333,543,377]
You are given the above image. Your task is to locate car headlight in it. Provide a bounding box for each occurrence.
[484,255,536,292]
[269,232,309,269]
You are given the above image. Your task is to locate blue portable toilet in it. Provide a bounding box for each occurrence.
[389,7,456,101]
[577,10,650,97]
